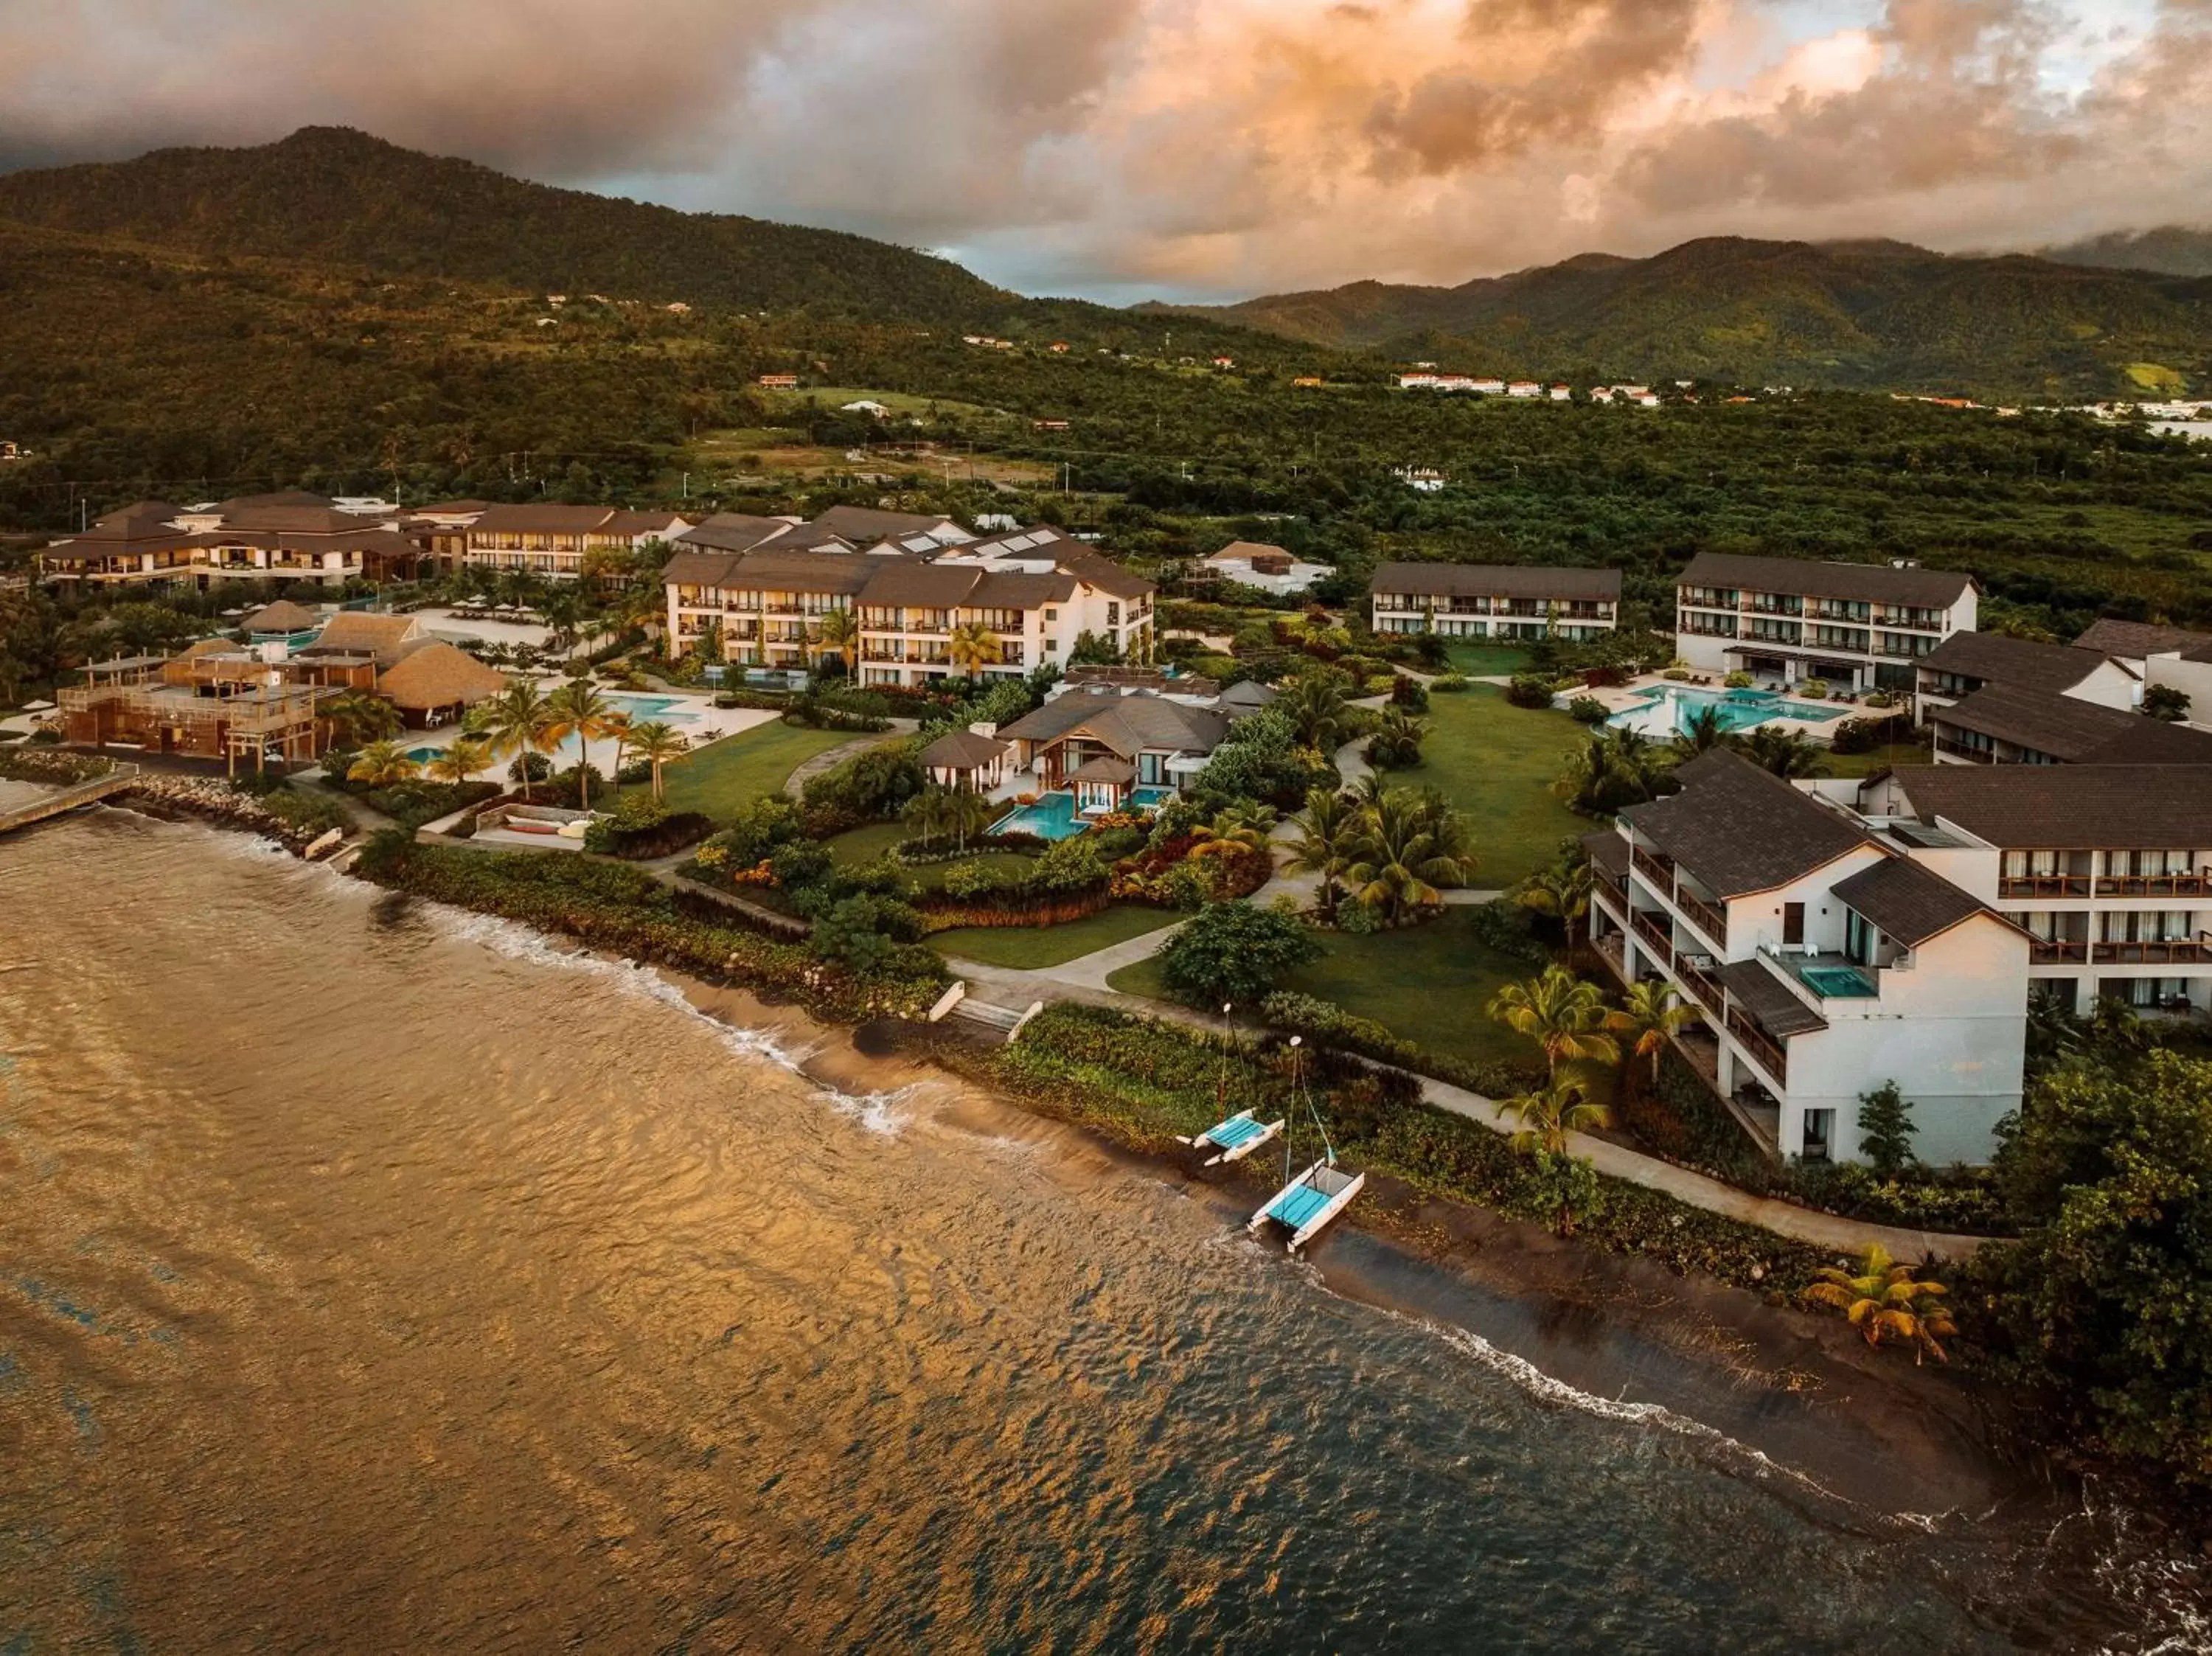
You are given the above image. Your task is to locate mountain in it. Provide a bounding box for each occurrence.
[0,126,1009,324]
[2036,226,2212,279]
[1149,237,2212,396]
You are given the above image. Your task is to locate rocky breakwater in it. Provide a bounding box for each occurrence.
[118,774,347,856]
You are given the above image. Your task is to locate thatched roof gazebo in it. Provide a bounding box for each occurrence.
[241,599,321,636]
[374,642,509,727]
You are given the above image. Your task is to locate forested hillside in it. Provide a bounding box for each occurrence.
[1154,237,2212,398]
[2037,226,2212,279]
[0,127,1012,324]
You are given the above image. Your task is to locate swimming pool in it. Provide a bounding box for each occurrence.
[603,694,698,725]
[1130,785,1177,810]
[403,745,447,766]
[991,792,1087,841]
[1609,685,1847,737]
[1799,964,1877,998]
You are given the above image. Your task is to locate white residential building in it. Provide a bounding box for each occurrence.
[1586,751,2030,1165]
[1198,540,1332,596]
[1912,630,2138,725]
[1370,562,1621,642]
[1674,551,1979,695]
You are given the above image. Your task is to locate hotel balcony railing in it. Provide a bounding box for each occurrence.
[1590,876,1629,925]
[2096,873,2210,898]
[1725,1009,1790,1088]
[2030,939,2091,964]
[1674,888,1728,950]
[1934,737,1995,764]
[1674,953,1725,1017]
[1630,908,1674,959]
[1630,844,1675,887]
[2093,939,2212,964]
[2001,874,2093,898]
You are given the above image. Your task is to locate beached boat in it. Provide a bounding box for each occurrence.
[1178,1109,1284,1166]
[1245,1037,1364,1253]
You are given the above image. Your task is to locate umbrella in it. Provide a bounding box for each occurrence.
[21,698,55,712]
[220,608,246,616]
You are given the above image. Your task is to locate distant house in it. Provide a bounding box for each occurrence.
[1032,419,1071,431]
[1211,356,1235,368]
[664,302,692,314]
[1928,684,2212,767]
[1507,381,1542,398]
[1048,341,1071,353]
[1549,384,1572,401]
[997,686,1231,806]
[0,440,21,460]
[1472,378,1506,394]
[1370,562,1621,642]
[841,400,891,417]
[1393,466,1447,493]
[757,374,800,389]
[1200,540,1332,596]
[1292,376,1325,387]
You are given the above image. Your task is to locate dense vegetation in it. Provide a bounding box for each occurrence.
[1155,235,2212,399]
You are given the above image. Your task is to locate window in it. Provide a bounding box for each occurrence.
[1845,909,1875,965]
[1107,602,1120,627]
[1802,1109,1834,1161]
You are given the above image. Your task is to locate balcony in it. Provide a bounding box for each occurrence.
[1934,737,1995,764]
[1630,844,1675,886]
[1723,1007,1790,1088]
[2096,873,2210,898]
[2001,874,2092,899]
[1630,908,1674,959]
[1674,888,1728,950]
[2093,939,2212,965]
[2030,939,2091,964]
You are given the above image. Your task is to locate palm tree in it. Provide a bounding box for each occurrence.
[322,689,400,748]
[481,681,555,802]
[1408,787,1478,886]
[603,710,634,796]
[1278,675,1348,751]
[1281,786,1362,924]
[539,587,588,655]
[1487,965,1620,1080]
[1802,1246,1957,1364]
[1346,792,1461,922]
[902,787,955,848]
[1517,862,1593,949]
[347,740,420,787]
[946,619,1001,681]
[1495,1077,1611,1155]
[1607,980,1694,1090]
[1366,705,1427,770]
[814,607,860,670]
[945,786,998,850]
[542,679,617,808]
[1677,704,1728,756]
[425,738,490,784]
[1190,802,1279,860]
[627,720,689,802]
[1738,726,1828,779]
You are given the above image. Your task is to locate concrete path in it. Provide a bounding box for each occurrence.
[782,722,917,796]
[1025,916,1189,992]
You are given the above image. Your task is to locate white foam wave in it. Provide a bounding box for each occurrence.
[419,901,911,1133]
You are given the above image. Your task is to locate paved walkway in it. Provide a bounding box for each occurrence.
[1035,916,1188,991]
[782,723,918,796]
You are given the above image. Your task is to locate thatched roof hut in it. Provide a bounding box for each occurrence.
[375,641,509,713]
[241,599,321,636]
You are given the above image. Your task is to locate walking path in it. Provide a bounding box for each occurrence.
[782,722,918,795]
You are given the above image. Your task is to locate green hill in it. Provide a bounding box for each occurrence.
[0,125,1009,324]
[2036,226,2212,279]
[1148,237,2212,397]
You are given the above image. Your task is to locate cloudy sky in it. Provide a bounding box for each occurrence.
[1,0,2207,300]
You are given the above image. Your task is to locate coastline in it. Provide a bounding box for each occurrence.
[57,798,2049,1520]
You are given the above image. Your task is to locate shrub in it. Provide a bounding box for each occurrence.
[583,794,714,859]
[802,742,925,821]
[1661,668,1691,683]
[1390,675,1430,712]
[1430,672,1469,693]
[1158,900,1321,1008]
[1566,696,1610,726]
[1723,670,1753,689]
[1798,678,1829,700]
[1505,673,1557,708]
[1829,712,1912,755]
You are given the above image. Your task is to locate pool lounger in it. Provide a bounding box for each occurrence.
[1176,1110,1285,1167]
[1248,1158,1366,1253]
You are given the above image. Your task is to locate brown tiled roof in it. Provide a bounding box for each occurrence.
[1618,749,1870,897]
[1068,754,1137,785]
[1919,631,2126,695]
[998,691,1228,757]
[1370,561,1622,602]
[1678,551,1975,608]
[1931,684,2212,763]
[2073,618,2212,661]
[970,569,1077,608]
[375,641,510,710]
[677,513,798,554]
[219,506,380,535]
[804,505,963,543]
[600,510,691,537]
[464,504,616,533]
[216,490,334,511]
[661,550,745,589]
[919,730,1009,769]
[1893,765,2212,848]
[853,563,983,607]
[1831,857,1992,947]
[1716,959,1829,1037]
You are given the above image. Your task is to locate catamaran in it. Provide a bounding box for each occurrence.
[1248,1037,1365,1253]
[1177,1003,1287,1166]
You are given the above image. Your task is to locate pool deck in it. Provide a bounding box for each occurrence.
[1585,673,1874,743]
[390,689,781,782]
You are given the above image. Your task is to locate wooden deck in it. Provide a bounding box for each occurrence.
[0,764,139,836]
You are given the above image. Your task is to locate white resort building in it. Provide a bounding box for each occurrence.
[1368,563,1622,642]
[1674,552,1978,694]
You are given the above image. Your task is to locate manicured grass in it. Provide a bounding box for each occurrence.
[930,905,1179,969]
[1107,906,1537,1070]
[1819,741,1932,778]
[1442,642,1535,679]
[1393,683,1589,886]
[655,723,863,822]
[827,823,1037,891]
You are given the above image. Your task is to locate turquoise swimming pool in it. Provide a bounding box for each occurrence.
[604,694,698,725]
[1799,964,1877,998]
[992,792,1086,841]
[1610,685,1848,737]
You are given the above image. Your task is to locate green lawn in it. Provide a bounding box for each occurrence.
[1442,642,1535,679]
[655,723,863,822]
[827,823,1037,891]
[1107,906,1537,1070]
[930,905,1179,969]
[1818,741,1932,778]
[1394,683,1588,886]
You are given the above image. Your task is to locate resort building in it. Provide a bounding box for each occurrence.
[38,497,426,589]
[452,506,695,580]
[1926,683,2212,766]
[919,728,1015,793]
[1673,552,1978,693]
[1197,541,1333,596]
[660,523,1155,684]
[2072,618,2212,676]
[1849,765,2212,1017]
[995,685,1231,807]
[60,654,335,772]
[1586,750,2030,1165]
[1368,563,1622,642]
[1911,630,2136,724]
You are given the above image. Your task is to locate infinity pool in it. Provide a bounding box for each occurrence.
[1610,685,1848,737]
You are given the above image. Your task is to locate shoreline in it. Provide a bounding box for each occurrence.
[55,799,2059,1523]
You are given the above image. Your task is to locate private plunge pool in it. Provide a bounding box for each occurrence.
[990,787,1180,841]
[1608,684,1849,738]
